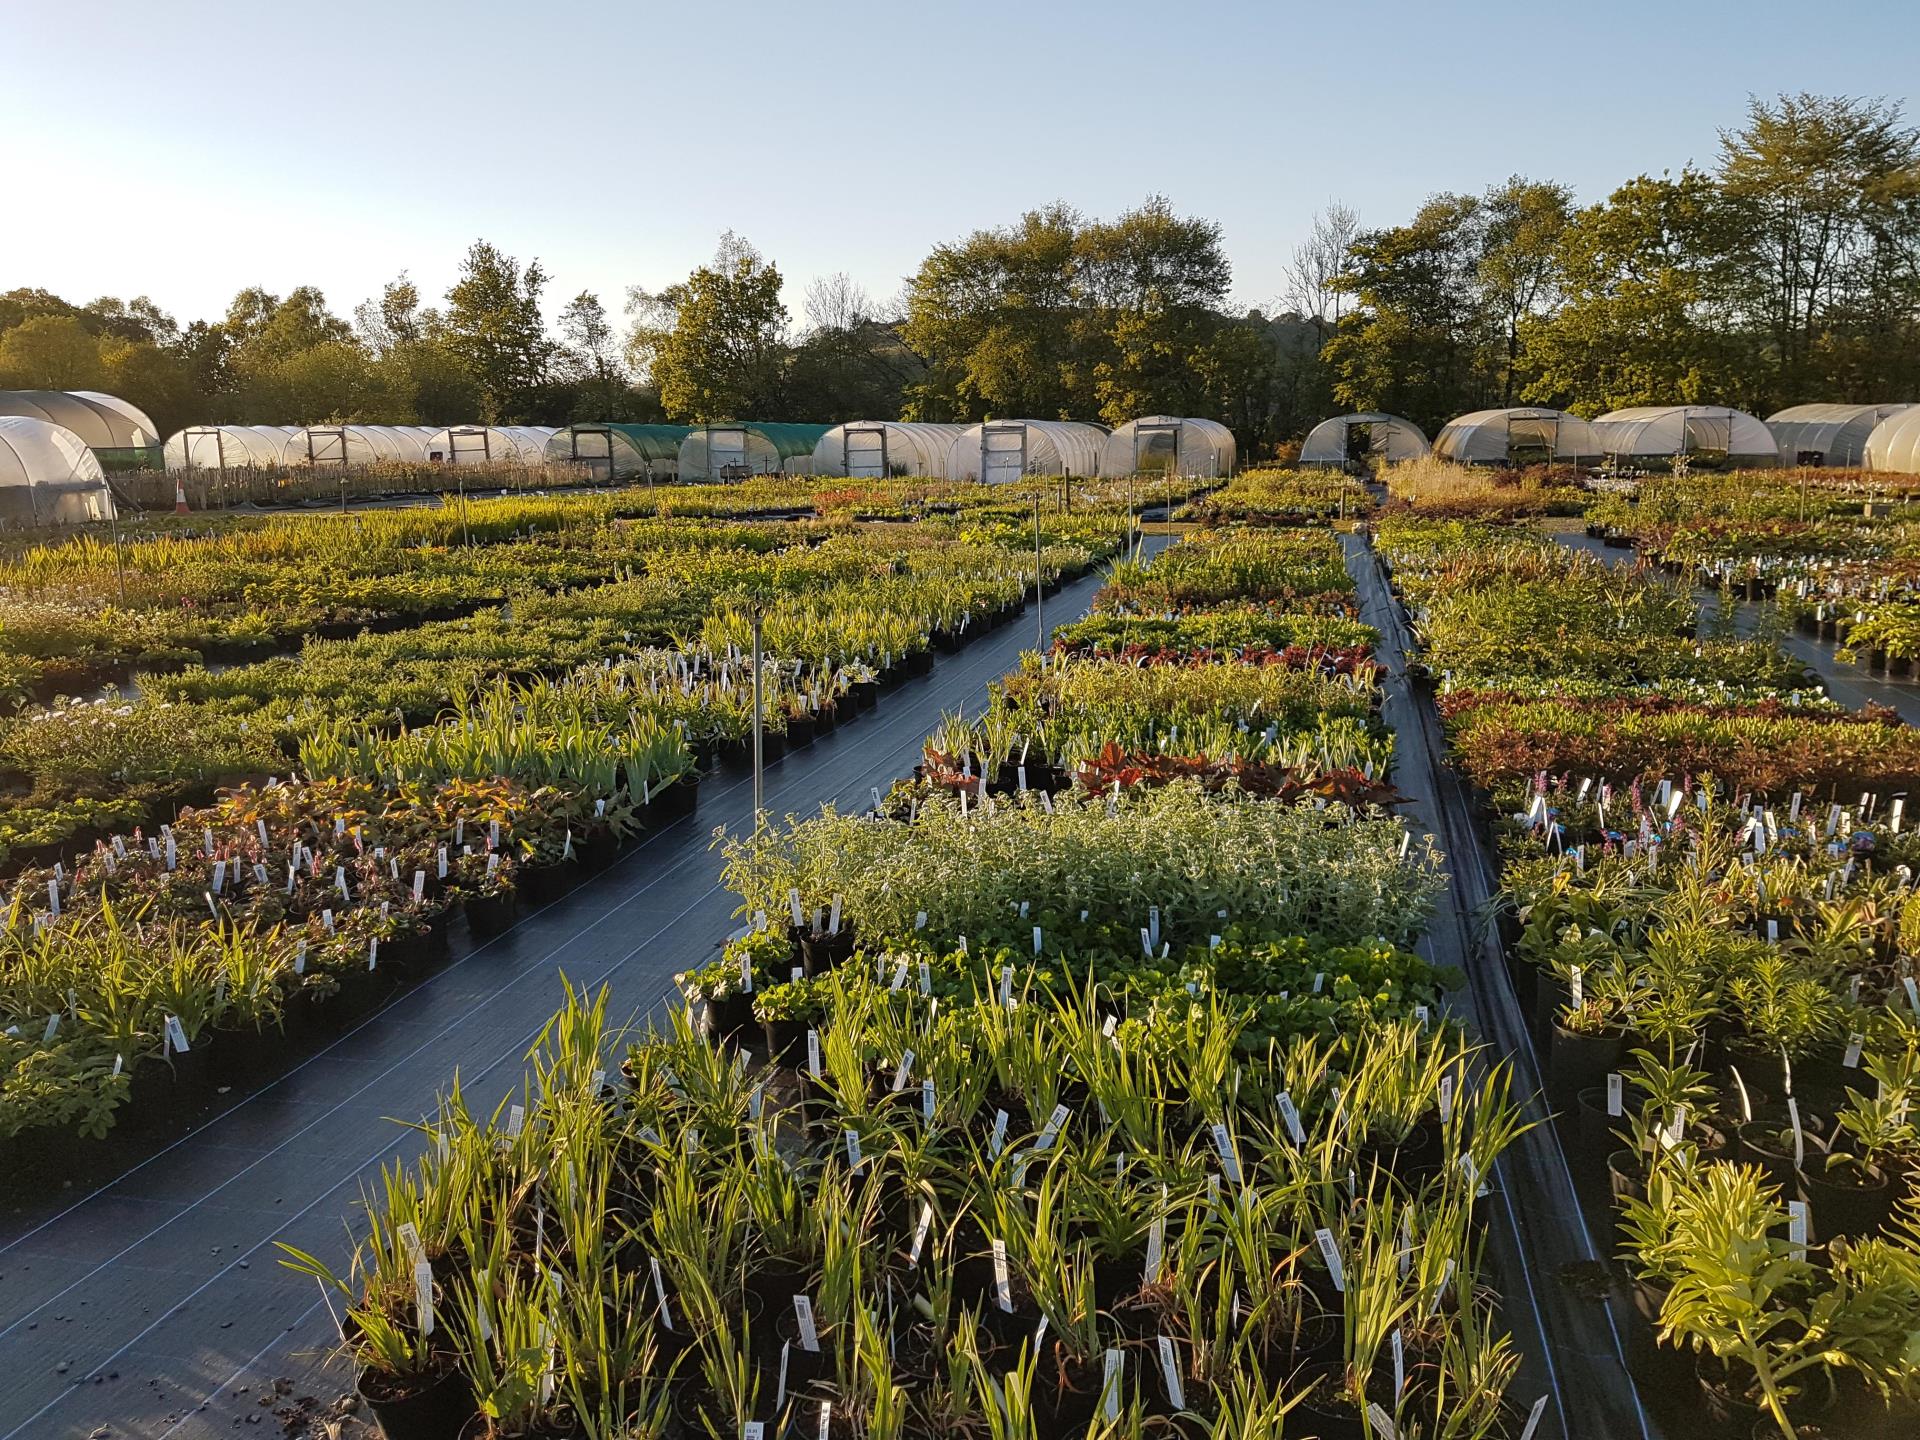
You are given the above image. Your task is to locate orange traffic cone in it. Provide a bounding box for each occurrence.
[174,477,190,515]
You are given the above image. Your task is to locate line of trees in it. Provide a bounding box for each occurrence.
[3,93,1914,458]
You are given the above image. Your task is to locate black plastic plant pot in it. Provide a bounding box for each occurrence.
[1607,1149,1646,1206]
[1735,1123,1801,1189]
[1547,1023,1624,1104]
[703,991,756,1046]
[208,1021,284,1083]
[908,647,934,676]
[761,1016,809,1064]
[357,1363,474,1440]
[463,891,518,938]
[1574,1086,1635,1170]
[1291,1364,1369,1440]
[1802,1165,1894,1243]
[516,861,574,905]
[785,715,816,747]
[801,924,857,975]
[1696,1355,1765,1440]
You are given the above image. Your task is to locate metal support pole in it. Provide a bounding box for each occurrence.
[751,606,766,834]
[458,475,471,548]
[1033,488,1045,658]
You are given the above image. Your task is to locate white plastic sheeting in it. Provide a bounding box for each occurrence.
[809,422,969,479]
[1299,413,1430,468]
[0,418,115,526]
[164,425,301,471]
[1867,408,1920,476]
[421,426,557,465]
[1433,408,1601,467]
[0,390,159,450]
[1100,416,1235,477]
[945,421,1108,483]
[1768,404,1914,469]
[279,425,433,467]
[1591,406,1778,469]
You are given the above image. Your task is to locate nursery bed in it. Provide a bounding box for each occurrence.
[0,544,1165,1440]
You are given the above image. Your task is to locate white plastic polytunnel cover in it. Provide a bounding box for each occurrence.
[421,426,557,465]
[0,418,115,527]
[809,422,969,480]
[164,425,300,471]
[1299,413,1430,468]
[1432,408,1601,467]
[1767,404,1914,469]
[0,390,159,450]
[1100,417,1236,477]
[945,421,1109,483]
[279,425,431,467]
[1591,406,1778,469]
[1866,408,1920,476]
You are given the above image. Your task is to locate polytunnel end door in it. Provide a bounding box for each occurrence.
[572,428,615,480]
[844,428,889,479]
[707,428,750,479]
[1683,414,1733,471]
[981,426,1027,485]
[1505,417,1555,468]
[1132,424,1180,476]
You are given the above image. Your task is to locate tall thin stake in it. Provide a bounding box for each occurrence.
[751,605,766,834]
[1033,487,1045,659]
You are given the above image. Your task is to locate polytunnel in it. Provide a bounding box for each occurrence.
[1100,416,1236,477]
[945,421,1109,484]
[0,418,116,526]
[546,424,692,480]
[1767,404,1914,469]
[1866,408,1920,476]
[0,389,161,468]
[678,423,831,481]
[1432,408,1602,467]
[808,422,968,479]
[279,425,431,467]
[421,426,558,465]
[1299,413,1430,469]
[164,425,301,471]
[1591,406,1778,470]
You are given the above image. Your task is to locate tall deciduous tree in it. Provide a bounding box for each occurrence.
[441,242,554,423]
[627,233,790,421]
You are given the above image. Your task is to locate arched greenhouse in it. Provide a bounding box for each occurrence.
[421,426,558,465]
[1432,408,1601,467]
[1866,408,1920,476]
[0,389,161,469]
[546,424,693,481]
[280,425,434,467]
[678,423,830,481]
[1591,406,1778,470]
[1100,417,1236,477]
[1299,413,1430,469]
[808,422,969,480]
[164,425,301,471]
[1767,404,1914,469]
[944,421,1109,484]
[0,418,116,526]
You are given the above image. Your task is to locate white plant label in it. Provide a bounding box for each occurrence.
[793,1293,820,1352]
[788,889,805,928]
[294,941,306,975]
[991,1239,1013,1312]
[1569,965,1583,1008]
[397,1222,422,1261]
[806,1029,822,1078]
[1032,925,1043,955]
[1314,1227,1345,1291]
[889,957,908,992]
[989,1109,1008,1158]
[816,1405,832,1440]
[1101,1349,1124,1421]
[1210,1122,1242,1183]
[1156,1335,1184,1409]
[165,1015,190,1053]
[921,1078,935,1123]
[745,1424,765,1440]
[1788,1097,1805,1169]
[999,966,1014,1008]
[437,846,448,880]
[1439,1075,1455,1124]
[914,909,927,931]
[506,1104,525,1136]
[1787,1200,1809,1259]
[1277,1092,1305,1145]
[1607,1073,1623,1117]
[1906,977,1920,1015]
[413,1259,434,1337]
[828,894,843,934]
[1392,1326,1405,1393]
[1035,1103,1069,1151]
[1144,1217,1165,1286]
[1844,1033,1865,1068]
[368,938,379,970]
[776,1343,789,1408]
[908,1203,933,1266]
[918,959,932,996]
[646,1257,671,1331]
[844,1128,864,1170]
[1519,1396,1550,1440]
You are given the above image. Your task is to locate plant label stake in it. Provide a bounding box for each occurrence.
[1032,925,1043,955]
[806,1030,821,1078]
[908,1203,933,1266]
[648,1256,672,1330]
[1211,1123,1242,1183]
[918,959,932,996]
[793,1294,820,1351]
[1277,1092,1306,1145]
[1101,1349,1124,1421]
[991,1240,1013,1312]
[1314,1228,1345,1291]
[999,966,1014,1008]
[990,1109,1008,1157]
[1439,1076,1454,1124]
[1156,1335,1184,1409]
[888,956,908,992]
[1144,1218,1165,1287]
[1606,1074,1623,1117]
[1569,966,1583,1009]
[1392,1327,1405,1393]
[775,1342,789,1408]
[921,1078,935,1124]
[1519,1396,1550,1440]
[844,1129,864,1171]
[1788,1097,1805,1169]
[745,1425,765,1440]
[165,1015,190,1054]
[294,941,306,975]
[1035,1104,1069,1152]
[413,1258,435,1337]
[816,1406,831,1440]
[1844,1033,1865,1068]
[1787,1200,1809,1260]
[1906,977,1920,1016]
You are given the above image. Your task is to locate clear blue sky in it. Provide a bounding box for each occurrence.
[4,0,1915,333]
